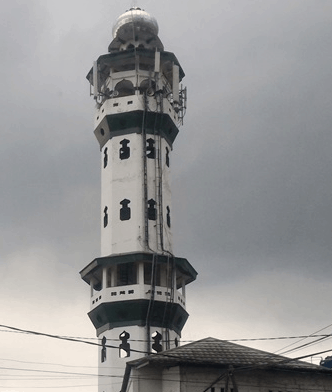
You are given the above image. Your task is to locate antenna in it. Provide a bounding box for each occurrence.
[93,61,99,99]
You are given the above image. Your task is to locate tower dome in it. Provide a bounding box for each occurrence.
[108,7,163,52]
[112,7,159,40]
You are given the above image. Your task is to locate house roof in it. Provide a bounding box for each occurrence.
[128,337,332,374]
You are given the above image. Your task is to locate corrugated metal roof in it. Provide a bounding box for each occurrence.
[129,337,332,374]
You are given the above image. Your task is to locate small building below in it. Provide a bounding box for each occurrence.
[121,337,332,392]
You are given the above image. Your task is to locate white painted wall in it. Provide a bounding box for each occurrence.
[127,364,332,392]
[100,133,173,256]
[98,326,180,392]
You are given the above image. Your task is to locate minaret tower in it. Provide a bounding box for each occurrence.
[80,8,197,392]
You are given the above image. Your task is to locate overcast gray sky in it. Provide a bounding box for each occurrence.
[1,0,332,390]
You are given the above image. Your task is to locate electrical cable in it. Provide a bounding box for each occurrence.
[2,323,332,376]
[3,323,332,348]
[279,335,332,356]
[274,322,332,354]
[0,324,149,355]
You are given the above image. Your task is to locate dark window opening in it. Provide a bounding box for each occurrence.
[119,331,130,358]
[103,147,108,168]
[100,128,105,136]
[146,138,155,159]
[119,139,130,160]
[117,263,137,286]
[103,206,108,228]
[101,336,107,363]
[106,268,112,288]
[148,199,156,220]
[120,199,131,221]
[166,147,170,167]
[140,79,156,95]
[152,331,162,353]
[166,206,171,228]
[144,262,161,286]
[114,80,135,97]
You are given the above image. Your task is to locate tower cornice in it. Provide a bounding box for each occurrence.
[80,252,197,288]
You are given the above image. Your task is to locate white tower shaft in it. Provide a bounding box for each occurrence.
[80,8,196,392]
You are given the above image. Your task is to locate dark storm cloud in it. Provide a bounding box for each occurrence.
[1,3,332,386]
[172,0,332,284]
[0,1,103,265]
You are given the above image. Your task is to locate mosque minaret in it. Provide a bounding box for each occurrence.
[80,8,197,392]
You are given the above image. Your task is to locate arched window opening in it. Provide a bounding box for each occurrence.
[166,206,171,228]
[165,147,170,167]
[119,139,130,160]
[140,79,156,95]
[104,147,108,168]
[148,199,156,220]
[120,199,131,221]
[152,331,163,353]
[103,206,108,228]
[101,336,107,363]
[119,331,130,358]
[146,138,155,159]
[114,80,135,97]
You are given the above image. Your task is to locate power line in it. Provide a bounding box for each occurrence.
[274,322,332,355]
[0,324,148,355]
[2,323,332,382]
[0,357,100,369]
[279,335,332,356]
[2,324,332,344]
[2,345,332,392]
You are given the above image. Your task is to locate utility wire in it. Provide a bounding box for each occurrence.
[2,323,332,376]
[2,325,332,344]
[274,322,332,355]
[279,335,332,356]
[0,324,147,355]
[3,346,332,392]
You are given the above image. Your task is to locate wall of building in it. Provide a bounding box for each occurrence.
[128,364,332,392]
[178,366,332,392]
